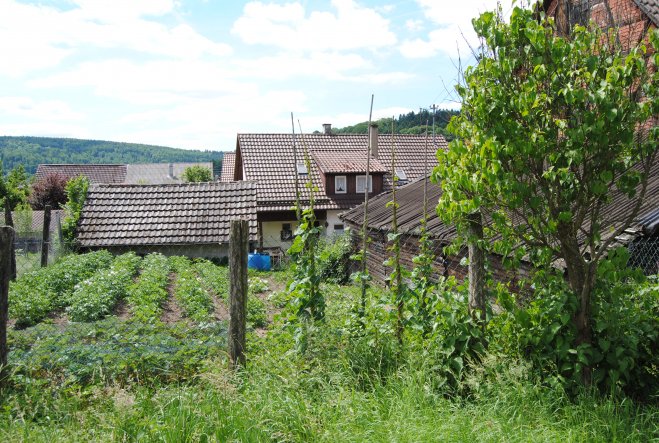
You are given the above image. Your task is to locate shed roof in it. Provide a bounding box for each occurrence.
[633,0,659,26]
[220,152,236,182]
[236,132,446,212]
[77,181,258,248]
[342,157,659,247]
[35,164,126,184]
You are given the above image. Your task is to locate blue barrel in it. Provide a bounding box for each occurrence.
[248,253,271,271]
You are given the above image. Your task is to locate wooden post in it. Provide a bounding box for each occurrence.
[3,200,16,281]
[41,205,51,268]
[229,219,248,369]
[467,210,486,325]
[0,226,13,374]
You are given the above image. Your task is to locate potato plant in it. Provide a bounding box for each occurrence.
[67,252,142,322]
[169,256,213,323]
[10,250,114,327]
[127,253,172,323]
[194,259,229,300]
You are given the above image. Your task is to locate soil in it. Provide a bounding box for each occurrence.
[161,273,185,325]
[113,299,131,321]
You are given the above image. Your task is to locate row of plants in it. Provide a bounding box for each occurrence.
[169,256,214,323]
[9,250,114,327]
[66,252,143,322]
[127,253,172,323]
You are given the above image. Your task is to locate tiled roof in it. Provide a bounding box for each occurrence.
[312,151,388,174]
[237,132,446,212]
[220,152,236,182]
[35,164,126,184]
[10,209,64,234]
[343,155,659,247]
[633,0,659,26]
[77,182,258,247]
[124,162,214,184]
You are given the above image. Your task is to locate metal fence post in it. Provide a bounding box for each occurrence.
[0,226,13,375]
[229,219,248,369]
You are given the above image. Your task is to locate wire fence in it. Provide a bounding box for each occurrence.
[6,223,658,281]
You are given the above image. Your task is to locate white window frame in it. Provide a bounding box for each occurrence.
[356,175,373,193]
[334,175,347,194]
[296,161,308,175]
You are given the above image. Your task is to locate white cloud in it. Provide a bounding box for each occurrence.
[232,0,397,51]
[0,0,231,77]
[405,19,424,32]
[0,96,84,121]
[400,0,508,59]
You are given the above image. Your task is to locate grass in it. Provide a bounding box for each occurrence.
[0,275,657,442]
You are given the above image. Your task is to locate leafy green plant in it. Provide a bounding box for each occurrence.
[61,175,89,250]
[127,253,171,323]
[169,256,213,323]
[9,250,114,326]
[194,259,229,300]
[67,252,142,322]
[316,233,353,284]
[181,165,213,182]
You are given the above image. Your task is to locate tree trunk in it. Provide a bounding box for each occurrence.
[467,211,486,325]
[0,227,13,378]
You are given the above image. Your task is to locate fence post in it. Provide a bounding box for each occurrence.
[229,219,248,369]
[3,200,16,281]
[41,205,51,268]
[467,210,486,325]
[0,226,13,375]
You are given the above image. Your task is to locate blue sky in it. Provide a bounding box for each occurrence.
[0,0,512,151]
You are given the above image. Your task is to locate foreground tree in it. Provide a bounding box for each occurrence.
[0,163,30,210]
[434,5,658,365]
[29,173,68,210]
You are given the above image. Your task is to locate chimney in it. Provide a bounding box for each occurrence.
[168,163,174,178]
[322,123,332,135]
[369,123,379,159]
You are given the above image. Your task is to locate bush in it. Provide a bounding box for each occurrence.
[28,172,68,210]
[317,232,353,284]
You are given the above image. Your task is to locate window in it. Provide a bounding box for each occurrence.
[333,224,344,233]
[296,161,307,175]
[334,175,347,194]
[356,175,373,193]
[395,168,408,184]
[281,223,293,241]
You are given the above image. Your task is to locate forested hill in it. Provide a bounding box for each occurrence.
[334,108,459,140]
[0,136,221,175]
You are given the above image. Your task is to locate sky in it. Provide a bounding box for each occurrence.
[0,0,514,152]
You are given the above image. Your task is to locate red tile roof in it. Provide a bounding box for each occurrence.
[236,132,446,212]
[312,151,388,174]
[220,152,236,182]
[35,164,126,184]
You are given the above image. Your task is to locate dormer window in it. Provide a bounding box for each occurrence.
[356,175,373,193]
[335,175,347,194]
[296,161,308,175]
[395,168,408,184]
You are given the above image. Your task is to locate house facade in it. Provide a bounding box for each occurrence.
[233,124,447,252]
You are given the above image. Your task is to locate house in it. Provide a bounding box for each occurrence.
[35,162,215,185]
[342,153,659,286]
[234,123,447,251]
[543,0,657,48]
[220,152,236,182]
[76,181,257,258]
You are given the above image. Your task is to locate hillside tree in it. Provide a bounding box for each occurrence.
[434,5,658,367]
[182,165,213,183]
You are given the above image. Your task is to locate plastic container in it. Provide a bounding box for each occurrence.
[248,253,271,271]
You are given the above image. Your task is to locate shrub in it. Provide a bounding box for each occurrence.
[28,172,68,210]
[317,232,353,284]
